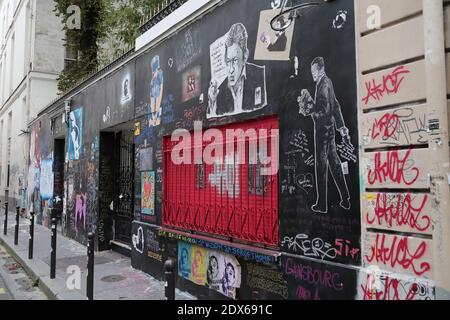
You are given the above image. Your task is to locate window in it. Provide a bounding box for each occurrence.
[163,116,279,246]
[64,45,78,71]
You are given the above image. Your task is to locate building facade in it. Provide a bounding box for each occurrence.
[27,0,450,300]
[0,0,64,209]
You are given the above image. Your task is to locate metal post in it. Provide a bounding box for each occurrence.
[29,212,35,260]
[14,206,20,245]
[164,259,175,300]
[3,202,8,235]
[50,217,57,279]
[86,232,95,300]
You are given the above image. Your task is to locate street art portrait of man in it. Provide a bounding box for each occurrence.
[149,55,164,127]
[297,57,353,214]
[67,108,83,161]
[208,23,267,118]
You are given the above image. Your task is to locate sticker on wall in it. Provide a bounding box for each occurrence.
[40,158,54,200]
[254,9,295,61]
[207,23,267,119]
[67,108,83,161]
[182,66,202,102]
[141,171,155,215]
[121,75,132,104]
[134,122,141,136]
[140,147,153,172]
[149,55,164,127]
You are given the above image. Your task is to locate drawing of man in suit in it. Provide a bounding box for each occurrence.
[298,57,352,214]
[208,23,267,118]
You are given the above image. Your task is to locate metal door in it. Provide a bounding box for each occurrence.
[114,130,135,244]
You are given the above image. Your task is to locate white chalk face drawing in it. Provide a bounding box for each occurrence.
[297,57,354,214]
[121,75,132,104]
[254,9,295,61]
[132,226,144,254]
[207,23,267,119]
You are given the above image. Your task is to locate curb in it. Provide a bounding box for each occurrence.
[0,233,58,300]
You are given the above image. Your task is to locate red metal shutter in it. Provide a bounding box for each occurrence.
[163,116,278,246]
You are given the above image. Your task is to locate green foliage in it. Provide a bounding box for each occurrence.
[54,0,166,94]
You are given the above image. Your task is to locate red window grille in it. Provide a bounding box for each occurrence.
[163,116,279,247]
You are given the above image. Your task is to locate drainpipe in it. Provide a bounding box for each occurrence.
[423,0,450,300]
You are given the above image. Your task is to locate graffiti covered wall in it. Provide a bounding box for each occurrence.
[28,0,449,300]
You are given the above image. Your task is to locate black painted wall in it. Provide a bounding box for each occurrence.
[30,0,361,300]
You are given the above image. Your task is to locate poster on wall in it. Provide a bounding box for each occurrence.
[40,158,54,200]
[190,245,207,285]
[178,241,191,279]
[254,9,295,61]
[207,22,267,119]
[141,171,155,215]
[149,55,164,127]
[67,108,83,161]
[178,242,241,299]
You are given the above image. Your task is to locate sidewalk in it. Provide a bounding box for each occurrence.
[0,210,196,300]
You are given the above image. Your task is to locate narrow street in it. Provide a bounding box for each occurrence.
[0,245,48,300]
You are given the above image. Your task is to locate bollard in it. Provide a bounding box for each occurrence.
[3,202,8,235]
[164,259,175,300]
[14,206,20,245]
[50,217,57,279]
[29,212,35,260]
[86,232,95,300]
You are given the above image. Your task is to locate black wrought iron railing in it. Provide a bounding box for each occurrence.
[138,0,189,35]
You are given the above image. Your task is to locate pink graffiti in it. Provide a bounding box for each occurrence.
[363,66,410,105]
[371,113,400,140]
[367,150,419,186]
[360,274,420,300]
[365,234,431,277]
[366,193,431,233]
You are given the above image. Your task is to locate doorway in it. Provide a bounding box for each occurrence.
[113,129,135,245]
[99,124,135,253]
[54,138,65,228]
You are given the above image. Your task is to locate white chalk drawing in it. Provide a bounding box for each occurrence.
[297,57,353,214]
[290,56,299,78]
[207,23,267,119]
[132,226,145,254]
[332,10,348,29]
[175,28,202,72]
[255,9,295,61]
[102,106,111,123]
